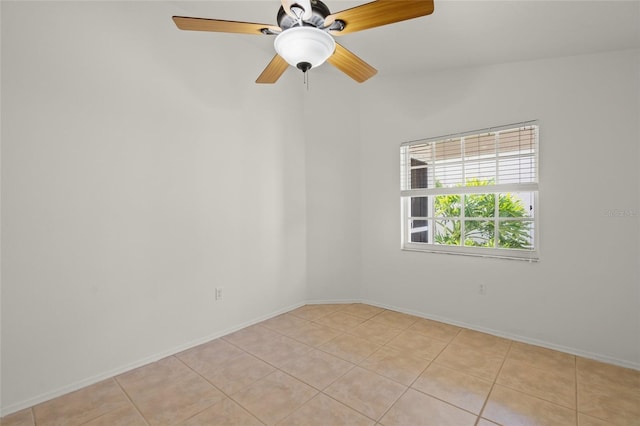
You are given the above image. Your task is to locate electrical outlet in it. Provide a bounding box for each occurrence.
[479,284,487,295]
[215,287,223,300]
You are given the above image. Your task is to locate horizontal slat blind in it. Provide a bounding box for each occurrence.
[401,122,538,192]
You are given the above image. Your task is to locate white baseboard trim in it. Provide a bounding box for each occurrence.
[360,299,640,372]
[0,301,305,417]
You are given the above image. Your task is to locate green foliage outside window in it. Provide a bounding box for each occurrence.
[434,179,531,249]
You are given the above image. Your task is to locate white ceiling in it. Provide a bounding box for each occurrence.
[168,0,640,78]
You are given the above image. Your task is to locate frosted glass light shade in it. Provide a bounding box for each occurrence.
[274,27,336,70]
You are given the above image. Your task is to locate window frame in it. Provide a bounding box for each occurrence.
[400,121,539,261]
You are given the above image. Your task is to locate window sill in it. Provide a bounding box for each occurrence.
[402,243,539,262]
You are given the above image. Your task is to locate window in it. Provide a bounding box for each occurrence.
[400,122,539,260]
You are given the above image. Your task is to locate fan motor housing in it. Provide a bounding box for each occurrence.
[277,0,331,30]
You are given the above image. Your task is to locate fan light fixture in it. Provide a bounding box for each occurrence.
[274,27,336,72]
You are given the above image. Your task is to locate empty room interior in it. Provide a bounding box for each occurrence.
[1,0,639,425]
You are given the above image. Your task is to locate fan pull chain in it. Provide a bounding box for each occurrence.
[303,71,310,90]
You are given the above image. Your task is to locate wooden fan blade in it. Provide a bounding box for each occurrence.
[256,54,289,84]
[172,16,279,35]
[325,0,434,35]
[328,43,377,83]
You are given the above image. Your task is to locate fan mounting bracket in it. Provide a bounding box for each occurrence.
[277,0,331,30]
[260,28,280,35]
[325,19,345,32]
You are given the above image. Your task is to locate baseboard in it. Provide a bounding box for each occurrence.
[360,299,640,372]
[0,301,305,417]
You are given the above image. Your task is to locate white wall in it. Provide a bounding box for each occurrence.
[358,50,640,368]
[1,1,307,413]
[304,73,362,301]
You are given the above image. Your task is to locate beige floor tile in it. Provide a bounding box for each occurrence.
[278,393,375,426]
[452,329,511,357]
[0,408,35,426]
[379,388,477,426]
[476,418,500,426]
[482,384,576,426]
[317,304,354,311]
[577,378,640,425]
[287,322,342,347]
[578,413,617,426]
[413,363,492,414]
[435,343,505,381]
[222,324,282,353]
[319,333,381,364]
[82,403,147,426]
[183,397,262,426]
[260,313,311,336]
[279,348,354,390]
[232,370,317,426]
[346,319,402,345]
[577,357,640,390]
[33,379,130,426]
[249,333,313,367]
[188,350,275,395]
[370,310,419,329]
[288,304,338,321]
[324,366,406,420]
[314,311,366,332]
[337,303,385,320]
[508,341,576,378]
[409,318,461,343]
[577,357,640,425]
[116,356,224,426]
[387,330,448,360]
[497,358,576,409]
[359,345,431,386]
[177,338,244,370]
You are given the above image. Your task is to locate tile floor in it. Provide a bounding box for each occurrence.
[2,303,639,426]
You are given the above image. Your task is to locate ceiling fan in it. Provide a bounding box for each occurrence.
[172,0,435,84]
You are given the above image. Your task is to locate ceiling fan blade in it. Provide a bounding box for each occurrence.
[328,43,377,83]
[325,0,434,35]
[256,54,289,84]
[172,16,279,35]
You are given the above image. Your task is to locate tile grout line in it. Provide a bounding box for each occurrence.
[486,349,580,413]
[173,352,268,426]
[399,326,490,423]
[374,384,412,424]
[317,390,379,423]
[183,331,354,425]
[475,339,514,426]
[306,306,404,423]
[305,307,486,423]
[111,376,151,426]
[269,315,393,422]
[69,379,152,426]
[318,316,475,424]
[371,322,493,423]
[407,384,485,420]
[404,327,452,390]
